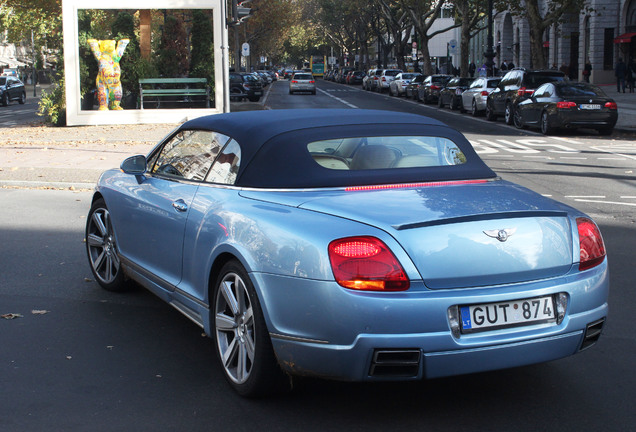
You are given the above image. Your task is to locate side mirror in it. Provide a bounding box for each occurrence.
[120,155,147,175]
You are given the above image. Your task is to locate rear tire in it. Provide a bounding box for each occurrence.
[471,99,480,117]
[213,260,291,398]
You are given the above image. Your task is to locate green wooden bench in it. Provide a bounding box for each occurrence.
[139,78,210,109]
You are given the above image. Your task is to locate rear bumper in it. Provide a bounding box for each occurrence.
[271,324,600,381]
[255,263,609,381]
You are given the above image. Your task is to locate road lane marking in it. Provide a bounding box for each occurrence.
[550,136,584,145]
[574,199,636,207]
[318,88,358,108]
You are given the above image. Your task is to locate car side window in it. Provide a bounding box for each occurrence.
[469,79,482,89]
[206,139,241,185]
[149,130,231,181]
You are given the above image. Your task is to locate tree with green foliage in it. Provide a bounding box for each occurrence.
[451,0,489,77]
[190,10,214,92]
[495,0,589,69]
[401,0,460,75]
[157,14,189,77]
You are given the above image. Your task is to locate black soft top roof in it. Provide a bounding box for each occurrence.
[179,109,496,188]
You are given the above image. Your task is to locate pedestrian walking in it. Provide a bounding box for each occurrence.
[615,58,627,92]
[583,60,592,83]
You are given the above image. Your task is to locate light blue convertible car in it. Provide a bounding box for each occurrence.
[85,109,608,397]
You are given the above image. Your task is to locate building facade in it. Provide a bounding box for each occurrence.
[485,0,636,84]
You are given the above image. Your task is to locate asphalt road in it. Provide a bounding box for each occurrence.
[1,80,635,431]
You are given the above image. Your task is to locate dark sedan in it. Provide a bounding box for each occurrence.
[438,77,474,110]
[514,82,618,135]
[0,75,26,106]
[417,74,452,104]
[405,74,427,100]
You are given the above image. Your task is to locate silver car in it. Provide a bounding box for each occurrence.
[289,73,316,95]
[389,72,420,97]
[461,77,501,116]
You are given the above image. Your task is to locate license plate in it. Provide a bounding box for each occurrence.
[254,92,262,96]
[580,104,601,110]
[460,295,555,333]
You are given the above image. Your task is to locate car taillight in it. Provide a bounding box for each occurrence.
[242,83,251,90]
[517,87,534,96]
[577,217,606,271]
[480,90,489,96]
[291,80,298,83]
[328,236,409,291]
[430,85,440,90]
[605,102,617,110]
[557,101,577,109]
[309,80,315,84]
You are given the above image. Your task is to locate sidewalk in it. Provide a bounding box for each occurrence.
[595,83,636,132]
[1,81,635,190]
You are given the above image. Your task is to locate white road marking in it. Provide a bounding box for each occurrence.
[574,199,636,207]
[318,88,358,108]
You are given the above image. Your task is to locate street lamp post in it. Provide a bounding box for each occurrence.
[483,0,495,77]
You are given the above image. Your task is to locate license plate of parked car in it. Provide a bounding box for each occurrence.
[461,296,556,333]
[580,104,601,110]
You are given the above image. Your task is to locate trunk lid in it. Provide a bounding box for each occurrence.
[250,180,574,289]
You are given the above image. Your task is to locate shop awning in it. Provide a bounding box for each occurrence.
[614,32,636,44]
[0,56,28,67]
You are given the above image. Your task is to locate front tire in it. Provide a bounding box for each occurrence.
[504,102,514,125]
[513,109,525,129]
[19,92,26,104]
[213,260,290,397]
[86,198,130,292]
[485,102,497,121]
[540,111,554,135]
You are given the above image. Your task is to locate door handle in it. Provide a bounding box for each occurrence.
[172,199,188,212]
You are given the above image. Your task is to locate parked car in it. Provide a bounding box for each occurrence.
[347,70,366,85]
[0,75,26,106]
[229,72,263,102]
[389,72,420,97]
[405,74,427,100]
[417,74,452,104]
[514,81,618,135]
[460,77,502,116]
[363,68,384,91]
[337,68,354,84]
[376,69,402,93]
[437,77,475,110]
[289,72,316,94]
[486,68,568,124]
[86,109,608,398]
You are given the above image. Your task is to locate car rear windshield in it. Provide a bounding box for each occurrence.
[557,84,606,97]
[487,79,501,88]
[293,74,313,80]
[385,70,401,76]
[307,136,466,170]
[526,73,567,88]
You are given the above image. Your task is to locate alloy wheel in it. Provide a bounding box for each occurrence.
[86,206,121,285]
[215,271,256,385]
